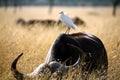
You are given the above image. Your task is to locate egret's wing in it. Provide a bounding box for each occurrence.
[60,14,74,25]
[61,14,77,29]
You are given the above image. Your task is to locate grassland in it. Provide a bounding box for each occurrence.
[0,6,120,80]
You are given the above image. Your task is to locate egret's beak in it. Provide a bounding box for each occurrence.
[59,11,67,15]
[59,12,62,14]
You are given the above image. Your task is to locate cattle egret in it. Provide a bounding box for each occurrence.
[59,11,77,34]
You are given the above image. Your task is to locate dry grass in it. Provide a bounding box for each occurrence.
[0,6,120,80]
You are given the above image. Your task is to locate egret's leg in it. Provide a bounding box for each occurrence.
[65,28,69,34]
[68,28,70,34]
[65,27,70,34]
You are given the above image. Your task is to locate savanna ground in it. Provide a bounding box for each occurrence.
[0,6,120,80]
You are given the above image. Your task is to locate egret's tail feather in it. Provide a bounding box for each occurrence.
[73,24,77,30]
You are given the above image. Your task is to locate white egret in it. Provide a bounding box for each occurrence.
[59,11,77,34]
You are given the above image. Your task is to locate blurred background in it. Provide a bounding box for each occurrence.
[0,0,120,15]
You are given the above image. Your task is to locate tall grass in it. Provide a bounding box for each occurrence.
[0,6,120,80]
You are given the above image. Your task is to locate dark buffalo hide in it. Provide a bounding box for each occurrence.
[45,32,108,76]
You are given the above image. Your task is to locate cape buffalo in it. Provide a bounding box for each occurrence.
[11,32,108,80]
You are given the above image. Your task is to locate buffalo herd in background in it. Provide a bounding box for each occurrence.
[16,17,86,27]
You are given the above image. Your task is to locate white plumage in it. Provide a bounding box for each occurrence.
[59,11,77,34]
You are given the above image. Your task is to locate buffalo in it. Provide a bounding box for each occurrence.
[16,18,56,26]
[11,32,108,80]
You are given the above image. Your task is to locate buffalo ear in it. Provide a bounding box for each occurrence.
[66,43,85,54]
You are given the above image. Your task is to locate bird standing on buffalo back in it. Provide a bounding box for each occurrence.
[59,11,77,34]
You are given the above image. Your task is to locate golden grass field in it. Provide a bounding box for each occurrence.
[0,6,120,80]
